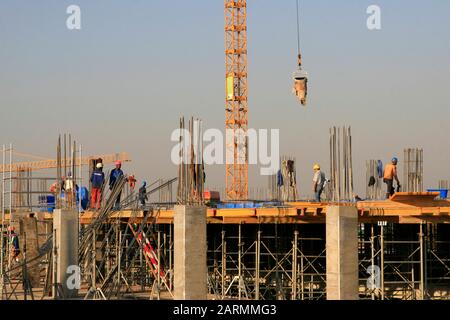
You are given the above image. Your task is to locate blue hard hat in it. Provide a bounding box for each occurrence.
[142,181,147,186]
[392,157,398,162]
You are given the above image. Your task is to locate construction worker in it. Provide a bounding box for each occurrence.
[50,182,58,193]
[312,164,326,202]
[109,160,124,210]
[90,162,105,210]
[8,226,20,262]
[128,174,137,191]
[384,157,401,199]
[64,172,74,205]
[138,181,148,208]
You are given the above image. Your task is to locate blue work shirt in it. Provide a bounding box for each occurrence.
[90,169,105,189]
[109,168,124,187]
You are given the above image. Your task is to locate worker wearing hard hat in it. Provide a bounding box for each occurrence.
[64,171,75,205]
[128,174,137,191]
[90,162,105,210]
[139,181,148,208]
[383,157,401,199]
[109,160,124,210]
[312,164,326,202]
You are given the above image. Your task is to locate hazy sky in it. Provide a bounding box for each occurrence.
[1,0,449,199]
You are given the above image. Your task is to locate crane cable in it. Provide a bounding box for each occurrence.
[296,0,301,56]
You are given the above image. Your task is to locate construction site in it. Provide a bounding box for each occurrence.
[1,1,450,302]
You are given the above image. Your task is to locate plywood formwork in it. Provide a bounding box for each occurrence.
[2,194,449,227]
[68,193,450,225]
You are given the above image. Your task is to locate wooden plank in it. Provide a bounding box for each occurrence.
[390,192,440,202]
[215,208,256,217]
[256,207,297,217]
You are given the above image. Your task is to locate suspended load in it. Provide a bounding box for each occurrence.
[292,54,308,106]
[292,0,308,106]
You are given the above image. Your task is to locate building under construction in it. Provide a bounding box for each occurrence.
[1,1,449,302]
[0,131,449,300]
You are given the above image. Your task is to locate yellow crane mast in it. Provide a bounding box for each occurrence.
[225,0,249,201]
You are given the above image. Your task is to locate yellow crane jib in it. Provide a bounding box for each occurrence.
[0,152,131,173]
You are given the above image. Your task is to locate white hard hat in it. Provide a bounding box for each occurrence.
[96,163,103,168]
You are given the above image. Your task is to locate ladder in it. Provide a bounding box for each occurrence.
[128,223,172,293]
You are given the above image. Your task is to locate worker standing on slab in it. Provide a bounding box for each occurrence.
[138,181,148,208]
[64,171,74,205]
[312,164,326,202]
[383,157,401,199]
[90,162,105,210]
[128,174,137,191]
[109,160,124,210]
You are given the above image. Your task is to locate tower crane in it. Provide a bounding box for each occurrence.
[224,0,308,200]
[225,0,249,201]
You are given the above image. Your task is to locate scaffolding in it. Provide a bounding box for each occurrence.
[358,222,450,300]
[207,224,326,300]
[2,214,450,300]
[2,146,450,300]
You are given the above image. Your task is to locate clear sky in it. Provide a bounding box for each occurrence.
[1,0,449,199]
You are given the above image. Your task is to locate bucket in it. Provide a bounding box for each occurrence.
[47,195,56,213]
[427,189,448,199]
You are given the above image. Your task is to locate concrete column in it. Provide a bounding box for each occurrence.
[326,205,359,300]
[53,209,79,298]
[174,205,207,300]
